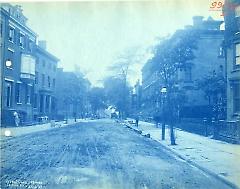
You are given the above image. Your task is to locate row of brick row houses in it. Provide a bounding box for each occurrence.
[0,4,59,126]
[224,0,240,122]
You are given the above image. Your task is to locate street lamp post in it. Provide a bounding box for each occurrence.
[161,87,176,145]
[161,87,167,140]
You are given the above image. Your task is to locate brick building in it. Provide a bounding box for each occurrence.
[1,4,37,125]
[224,0,240,121]
[1,4,59,126]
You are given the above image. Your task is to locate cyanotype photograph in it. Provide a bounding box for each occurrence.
[0,0,240,188]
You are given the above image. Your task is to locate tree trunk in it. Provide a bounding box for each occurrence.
[167,93,176,145]
[162,123,165,140]
[170,124,176,145]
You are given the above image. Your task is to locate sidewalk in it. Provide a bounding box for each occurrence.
[0,119,90,140]
[124,120,240,188]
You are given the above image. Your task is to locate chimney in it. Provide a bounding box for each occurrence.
[184,25,193,30]
[38,40,47,50]
[57,67,63,73]
[192,16,204,28]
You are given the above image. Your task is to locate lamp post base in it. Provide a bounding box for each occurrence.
[162,123,165,140]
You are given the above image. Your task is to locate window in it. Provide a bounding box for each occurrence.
[45,95,50,112]
[235,43,240,65]
[15,83,21,103]
[184,67,192,82]
[0,22,3,37]
[34,94,38,108]
[29,40,33,52]
[35,72,38,84]
[233,83,240,113]
[42,60,45,67]
[51,97,56,111]
[47,76,51,88]
[19,33,25,48]
[41,74,45,86]
[53,65,56,72]
[9,26,14,42]
[6,49,14,69]
[219,46,224,57]
[53,78,55,88]
[235,5,240,17]
[40,95,44,113]
[36,57,39,65]
[219,65,224,73]
[25,85,31,104]
[5,82,12,107]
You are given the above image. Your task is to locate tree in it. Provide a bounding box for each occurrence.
[89,87,106,115]
[55,69,90,120]
[151,29,198,144]
[197,70,227,120]
[103,76,131,119]
[107,48,142,118]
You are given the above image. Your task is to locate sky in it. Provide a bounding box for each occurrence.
[17,0,223,86]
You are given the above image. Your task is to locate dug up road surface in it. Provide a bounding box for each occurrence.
[0,119,234,189]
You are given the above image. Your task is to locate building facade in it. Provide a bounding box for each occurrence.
[1,4,59,126]
[33,41,59,121]
[141,16,225,119]
[130,80,142,117]
[224,0,240,121]
[1,4,37,125]
[179,16,225,118]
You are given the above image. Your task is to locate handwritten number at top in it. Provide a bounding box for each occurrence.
[210,1,223,9]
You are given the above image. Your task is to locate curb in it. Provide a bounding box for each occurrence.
[123,123,239,189]
[153,138,239,189]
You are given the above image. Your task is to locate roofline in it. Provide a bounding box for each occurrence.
[1,6,38,38]
[36,46,60,62]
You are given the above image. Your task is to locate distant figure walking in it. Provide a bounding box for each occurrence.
[154,115,161,128]
[73,112,77,122]
[13,111,20,127]
[135,116,139,127]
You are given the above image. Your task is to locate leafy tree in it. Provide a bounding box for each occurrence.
[56,70,90,119]
[197,70,226,120]
[107,48,142,118]
[151,29,198,144]
[103,76,131,118]
[89,87,106,115]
